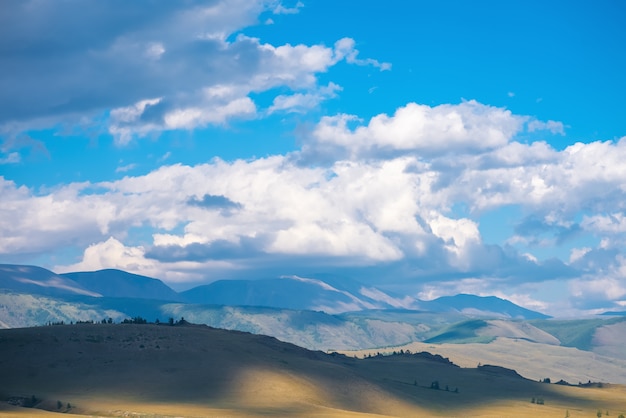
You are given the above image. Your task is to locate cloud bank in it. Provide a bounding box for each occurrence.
[2,113,626,314]
[1,0,625,316]
[0,0,389,147]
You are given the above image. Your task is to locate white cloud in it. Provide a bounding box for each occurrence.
[57,237,154,275]
[272,1,304,14]
[0,152,20,164]
[104,34,387,142]
[268,83,342,114]
[0,152,489,280]
[527,119,565,135]
[305,100,525,159]
[55,237,234,284]
[582,213,626,234]
[0,1,388,146]
[569,247,591,264]
[333,38,391,71]
[158,152,172,163]
[145,42,165,60]
[570,273,626,310]
[115,163,137,173]
[3,90,626,314]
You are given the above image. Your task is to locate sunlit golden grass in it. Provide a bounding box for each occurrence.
[1,324,624,417]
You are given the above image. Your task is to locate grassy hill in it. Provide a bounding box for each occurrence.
[1,324,625,417]
[342,337,626,386]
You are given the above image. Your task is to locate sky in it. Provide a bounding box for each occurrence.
[1,0,625,317]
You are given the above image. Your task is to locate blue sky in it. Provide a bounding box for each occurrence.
[1,0,625,316]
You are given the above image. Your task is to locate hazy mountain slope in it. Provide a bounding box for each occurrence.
[0,264,100,298]
[160,303,429,351]
[0,291,427,350]
[180,277,551,319]
[180,276,401,313]
[424,319,494,344]
[2,288,623,356]
[61,269,181,301]
[477,320,561,345]
[421,319,561,345]
[2,264,551,320]
[591,320,626,360]
[428,294,551,319]
[0,292,125,328]
[530,317,626,351]
[2,324,623,418]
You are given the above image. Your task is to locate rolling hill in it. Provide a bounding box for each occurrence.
[1,323,625,418]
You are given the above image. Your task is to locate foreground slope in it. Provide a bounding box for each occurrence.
[1,324,625,418]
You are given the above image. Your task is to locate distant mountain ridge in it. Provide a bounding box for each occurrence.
[180,275,415,314]
[0,263,549,319]
[0,264,100,298]
[62,269,182,302]
[426,294,550,320]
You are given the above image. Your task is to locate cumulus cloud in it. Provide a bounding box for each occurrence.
[2,107,621,313]
[1,0,625,314]
[0,152,20,164]
[115,163,138,173]
[269,82,342,114]
[527,119,565,135]
[2,104,626,313]
[570,266,626,311]
[333,38,391,71]
[0,0,386,147]
[302,100,525,160]
[272,1,304,14]
[54,237,235,284]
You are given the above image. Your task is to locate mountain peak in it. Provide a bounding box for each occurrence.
[0,264,100,297]
[61,269,181,301]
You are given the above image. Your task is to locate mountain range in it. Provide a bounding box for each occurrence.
[0,263,548,318]
[1,263,626,385]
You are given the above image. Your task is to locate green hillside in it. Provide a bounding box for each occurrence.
[530,318,626,351]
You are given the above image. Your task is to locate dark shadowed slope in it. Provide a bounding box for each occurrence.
[1,324,624,418]
[61,269,181,301]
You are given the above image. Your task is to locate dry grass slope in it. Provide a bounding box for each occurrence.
[0,324,625,417]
